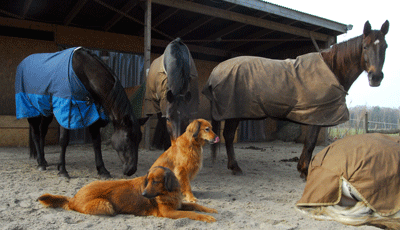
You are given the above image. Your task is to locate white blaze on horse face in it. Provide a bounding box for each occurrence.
[374,40,380,45]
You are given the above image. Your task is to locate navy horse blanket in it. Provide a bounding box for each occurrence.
[15,47,108,129]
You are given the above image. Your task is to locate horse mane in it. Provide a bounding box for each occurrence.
[163,38,191,96]
[81,48,137,122]
[321,35,364,73]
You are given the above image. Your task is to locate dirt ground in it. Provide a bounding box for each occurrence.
[0,140,379,230]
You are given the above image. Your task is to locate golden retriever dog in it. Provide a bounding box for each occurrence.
[38,166,217,222]
[151,119,219,202]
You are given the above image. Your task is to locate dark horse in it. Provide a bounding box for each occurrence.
[144,38,199,149]
[202,21,389,178]
[15,47,148,178]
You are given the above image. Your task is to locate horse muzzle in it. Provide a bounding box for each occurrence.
[123,163,137,176]
[368,72,383,87]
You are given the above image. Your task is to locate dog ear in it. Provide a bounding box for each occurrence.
[192,121,201,138]
[164,169,179,192]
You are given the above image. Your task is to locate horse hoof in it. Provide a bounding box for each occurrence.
[232,169,243,175]
[37,166,46,171]
[98,171,112,179]
[58,172,70,179]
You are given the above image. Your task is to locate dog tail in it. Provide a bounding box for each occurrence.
[38,193,71,210]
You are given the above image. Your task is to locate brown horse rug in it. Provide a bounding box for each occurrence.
[202,52,348,126]
[296,133,400,228]
[144,42,198,117]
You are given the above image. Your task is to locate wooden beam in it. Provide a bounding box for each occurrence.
[63,0,89,25]
[104,0,140,31]
[143,0,152,149]
[21,0,33,19]
[152,0,332,41]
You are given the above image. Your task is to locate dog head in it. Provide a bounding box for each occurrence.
[186,119,220,145]
[142,166,180,199]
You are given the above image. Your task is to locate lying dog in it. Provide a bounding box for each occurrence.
[38,166,217,222]
[151,119,219,202]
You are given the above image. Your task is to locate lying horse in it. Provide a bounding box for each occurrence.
[297,133,400,229]
[145,38,199,149]
[15,47,148,178]
[202,21,389,177]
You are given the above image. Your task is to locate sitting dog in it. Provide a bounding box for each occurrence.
[151,119,219,202]
[38,166,217,222]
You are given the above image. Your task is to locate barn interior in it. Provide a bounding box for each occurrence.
[0,0,350,147]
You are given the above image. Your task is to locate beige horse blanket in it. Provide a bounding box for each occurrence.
[144,52,198,117]
[202,52,348,126]
[297,133,400,216]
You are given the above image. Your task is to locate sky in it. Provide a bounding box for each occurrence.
[265,0,399,108]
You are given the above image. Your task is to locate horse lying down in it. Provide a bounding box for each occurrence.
[296,133,400,229]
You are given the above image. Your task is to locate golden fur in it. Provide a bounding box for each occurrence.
[151,119,219,202]
[38,166,217,222]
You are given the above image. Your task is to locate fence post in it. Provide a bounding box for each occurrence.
[364,112,368,134]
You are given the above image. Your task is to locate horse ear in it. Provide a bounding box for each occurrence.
[363,21,372,37]
[138,116,149,126]
[184,91,191,102]
[164,168,179,192]
[381,20,389,36]
[166,90,174,103]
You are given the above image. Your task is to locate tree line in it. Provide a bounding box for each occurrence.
[349,106,400,130]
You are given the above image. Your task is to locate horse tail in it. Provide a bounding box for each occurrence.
[211,119,221,163]
[38,193,71,210]
[164,38,191,96]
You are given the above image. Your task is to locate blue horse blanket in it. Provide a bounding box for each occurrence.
[15,47,108,129]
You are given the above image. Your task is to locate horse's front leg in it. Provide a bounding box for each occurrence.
[58,127,70,178]
[223,119,242,175]
[89,121,111,178]
[297,125,321,179]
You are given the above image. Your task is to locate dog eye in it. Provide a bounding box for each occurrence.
[205,127,210,132]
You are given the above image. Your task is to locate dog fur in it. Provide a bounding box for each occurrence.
[151,119,219,202]
[38,166,217,222]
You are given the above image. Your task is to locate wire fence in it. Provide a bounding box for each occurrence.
[328,112,400,140]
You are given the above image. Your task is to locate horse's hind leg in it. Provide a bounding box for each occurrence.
[211,119,220,164]
[223,119,242,175]
[89,121,111,178]
[28,116,52,171]
[297,125,321,179]
[58,127,70,178]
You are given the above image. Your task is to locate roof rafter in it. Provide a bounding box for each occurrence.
[152,0,333,42]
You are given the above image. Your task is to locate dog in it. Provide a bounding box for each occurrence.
[151,119,219,202]
[38,166,217,222]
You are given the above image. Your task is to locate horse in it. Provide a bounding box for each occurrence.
[144,38,199,149]
[202,20,389,178]
[15,47,148,178]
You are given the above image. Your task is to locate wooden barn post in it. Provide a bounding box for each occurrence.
[143,0,151,149]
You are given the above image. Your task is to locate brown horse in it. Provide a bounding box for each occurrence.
[202,21,389,178]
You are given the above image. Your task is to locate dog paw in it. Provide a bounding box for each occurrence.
[184,196,197,203]
[208,208,218,214]
[198,214,216,223]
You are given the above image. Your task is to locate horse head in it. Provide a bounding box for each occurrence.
[362,20,389,87]
[111,115,148,176]
[166,90,192,140]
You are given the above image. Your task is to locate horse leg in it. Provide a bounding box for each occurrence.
[223,119,242,175]
[297,125,321,179]
[211,119,220,164]
[88,121,111,178]
[57,126,70,178]
[28,116,49,171]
